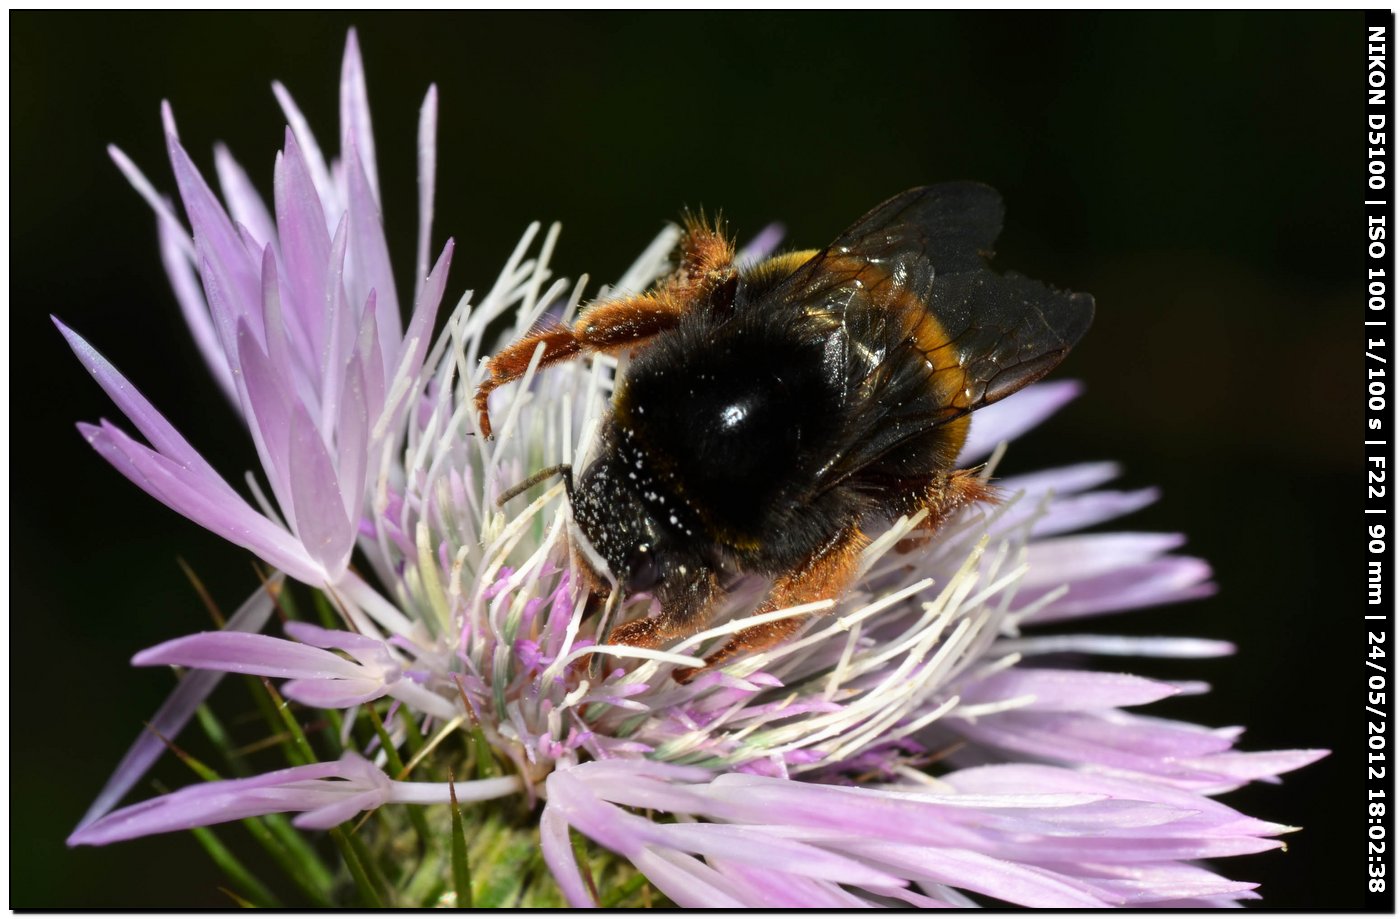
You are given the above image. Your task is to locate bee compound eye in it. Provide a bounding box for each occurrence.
[624,544,661,593]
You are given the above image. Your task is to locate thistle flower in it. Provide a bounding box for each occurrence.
[63,33,1324,908]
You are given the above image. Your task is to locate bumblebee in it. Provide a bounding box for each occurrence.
[475,184,1093,680]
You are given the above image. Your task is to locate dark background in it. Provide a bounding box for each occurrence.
[12,11,1363,908]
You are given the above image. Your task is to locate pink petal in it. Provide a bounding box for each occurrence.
[76,580,280,830]
[950,709,1237,779]
[56,321,219,480]
[844,842,1113,908]
[339,29,379,207]
[1025,488,1161,537]
[960,668,1179,711]
[167,133,261,340]
[1022,532,1186,586]
[344,141,400,361]
[274,129,333,362]
[235,320,296,512]
[540,804,595,907]
[282,677,389,709]
[287,400,354,575]
[958,380,1082,464]
[213,142,276,254]
[81,421,322,583]
[156,216,238,404]
[414,84,438,301]
[1021,556,1216,624]
[998,461,1121,497]
[132,631,365,680]
[335,351,370,520]
[271,80,336,218]
[736,222,786,266]
[632,848,745,909]
[69,753,378,846]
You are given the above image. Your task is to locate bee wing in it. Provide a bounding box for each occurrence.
[772,184,1094,489]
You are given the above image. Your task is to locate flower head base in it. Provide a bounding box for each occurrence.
[63,33,1324,908]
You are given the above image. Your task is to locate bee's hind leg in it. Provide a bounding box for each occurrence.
[895,469,998,554]
[673,525,869,684]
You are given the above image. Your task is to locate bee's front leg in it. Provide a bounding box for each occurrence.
[673,525,868,684]
[606,564,721,650]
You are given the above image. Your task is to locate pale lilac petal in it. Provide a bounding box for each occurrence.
[287,400,354,575]
[996,633,1236,659]
[257,246,302,403]
[414,84,438,301]
[940,764,1292,836]
[1175,749,1330,786]
[1022,532,1185,586]
[156,217,238,404]
[80,421,322,583]
[196,249,249,387]
[335,351,370,519]
[213,143,276,253]
[76,580,279,829]
[647,823,903,888]
[391,239,453,408]
[843,842,1113,908]
[1146,892,1256,907]
[271,80,336,218]
[736,222,786,266]
[132,631,365,680]
[294,789,387,830]
[168,134,261,339]
[282,677,389,708]
[339,29,379,206]
[709,858,876,908]
[344,142,400,360]
[540,805,594,907]
[1026,488,1160,537]
[283,619,388,655]
[960,668,1179,712]
[949,709,1237,780]
[57,320,219,480]
[274,129,332,361]
[107,142,191,259]
[356,292,387,427]
[998,461,1121,498]
[545,761,1291,908]
[1085,862,1258,904]
[70,753,386,846]
[958,380,1082,464]
[235,320,296,511]
[632,848,745,908]
[1022,556,1216,624]
[318,217,353,433]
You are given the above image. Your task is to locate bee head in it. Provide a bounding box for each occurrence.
[570,453,681,594]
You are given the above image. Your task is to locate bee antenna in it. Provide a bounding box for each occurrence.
[497,463,574,507]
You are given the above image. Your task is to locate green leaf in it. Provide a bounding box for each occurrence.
[330,827,385,908]
[261,678,318,766]
[367,706,432,848]
[448,774,473,908]
[190,825,281,908]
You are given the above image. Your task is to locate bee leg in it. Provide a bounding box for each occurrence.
[605,565,721,649]
[895,469,998,554]
[475,294,685,438]
[476,221,743,438]
[673,525,869,684]
[672,213,738,300]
